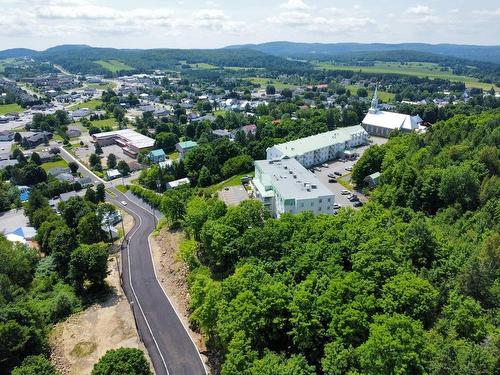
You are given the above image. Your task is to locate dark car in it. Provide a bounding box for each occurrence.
[328,178,337,183]
[334,171,342,176]
[353,201,364,207]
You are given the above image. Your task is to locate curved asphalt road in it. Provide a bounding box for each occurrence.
[59,148,206,374]
[107,188,207,375]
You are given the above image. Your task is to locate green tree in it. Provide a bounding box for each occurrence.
[85,187,98,204]
[30,152,42,165]
[198,165,212,187]
[351,145,385,186]
[91,348,151,375]
[11,355,57,375]
[77,212,104,244]
[266,85,276,95]
[95,143,103,155]
[96,183,106,202]
[438,164,479,210]
[357,314,431,375]
[69,243,109,290]
[381,272,439,324]
[154,132,178,152]
[89,153,101,169]
[68,161,79,174]
[107,153,117,169]
[117,160,130,175]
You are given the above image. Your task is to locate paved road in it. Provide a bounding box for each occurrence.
[58,148,206,374]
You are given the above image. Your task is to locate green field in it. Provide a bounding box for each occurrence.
[68,99,103,110]
[315,61,499,90]
[95,60,134,73]
[90,118,117,129]
[84,82,116,90]
[41,159,69,171]
[247,77,297,90]
[189,62,219,70]
[345,84,395,102]
[0,103,24,114]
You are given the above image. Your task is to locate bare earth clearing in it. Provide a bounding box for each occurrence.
[49,212,152,375]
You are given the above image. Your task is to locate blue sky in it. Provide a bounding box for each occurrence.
[0,0,499,50]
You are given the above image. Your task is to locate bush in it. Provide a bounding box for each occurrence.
[129,185,162,208]
[91,348,152,375]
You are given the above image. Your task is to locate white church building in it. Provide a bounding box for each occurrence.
[362,87,425,138]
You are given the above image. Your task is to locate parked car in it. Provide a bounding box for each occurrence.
[327,173,335,178]
[328,178,337,183]
[334,171,342,176]
[322,163,328,168]
[333,203,341,209]
[341,190,350,195]
[353,201,364,207]
[345,166,353,171]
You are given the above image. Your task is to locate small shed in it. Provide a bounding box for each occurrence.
[364,172,381,188]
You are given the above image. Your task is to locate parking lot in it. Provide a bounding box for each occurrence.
[218,185,249,206]
[75,143,136,167]
[313,136,387,210]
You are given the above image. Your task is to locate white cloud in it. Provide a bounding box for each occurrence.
[279,0,310,10]
[405,5,433,15]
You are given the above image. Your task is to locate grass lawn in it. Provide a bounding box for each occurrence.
[41,159,69,171]
[85,82,116,90]
[95,60,134,73]
[247,77,298,90]
[115,185,128,193]
[315,61,499,90]
[210,171,255,192]
[92,118,117,128]
[0,103,24,114]
[167,151,180,161]
[344,84,395,102]
[68,99,103,111]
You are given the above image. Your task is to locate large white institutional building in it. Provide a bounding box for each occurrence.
[361,87,425,137]
[253,158,335,218]
[266,125,368,168]
[253,125,368,217]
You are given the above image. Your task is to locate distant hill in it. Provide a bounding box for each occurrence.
[0,48,37,59]
[0,45,310,76]
[225,41,500,64]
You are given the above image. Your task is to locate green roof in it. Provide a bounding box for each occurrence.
[150,149,166,156]
[178,141,198,149]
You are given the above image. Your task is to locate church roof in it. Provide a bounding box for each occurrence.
[362,111,423,131]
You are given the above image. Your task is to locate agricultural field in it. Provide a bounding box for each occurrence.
[68,99,103,110]
[84,82,116,90]
[315,61,499,90]
[188,62,219,70]
[95,60,134,73]
[247,77,298,90]
[0,103,24,114]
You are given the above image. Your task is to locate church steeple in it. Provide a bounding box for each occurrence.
[371,84,379,111]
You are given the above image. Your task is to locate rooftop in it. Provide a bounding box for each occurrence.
[177,140,198,149]
[362,110,423,131]
[255,158,333,200]
[272,125,367,158]
[94,129,155,149]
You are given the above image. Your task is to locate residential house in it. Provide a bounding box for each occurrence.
[175,140,198,159]
[149,149,166,164]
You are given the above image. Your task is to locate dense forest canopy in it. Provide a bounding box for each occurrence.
[145,108,500,374]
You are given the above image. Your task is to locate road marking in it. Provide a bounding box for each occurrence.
[124,204,171,375]
[118,190,208,375]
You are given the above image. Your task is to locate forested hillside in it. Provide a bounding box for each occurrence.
[30,46,310,76]
[147,109,500,374]
[226,41,500,64]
